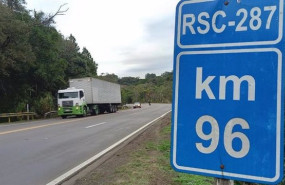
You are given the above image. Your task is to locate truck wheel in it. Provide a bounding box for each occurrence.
[61,115,67,119]
[107,107,111,113]
[99,107,104,114]
[91,108,99,116]
[91,109,96,116]
[83,107,87,117]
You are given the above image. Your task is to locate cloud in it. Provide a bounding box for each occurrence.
[116,15,175,78]
[145,15,175,42]
[25,0,179,78]
[121,54,173,76]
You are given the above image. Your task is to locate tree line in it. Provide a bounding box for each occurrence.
[0,0,172,116]
[98,72,173,105]
[0,1,98,115]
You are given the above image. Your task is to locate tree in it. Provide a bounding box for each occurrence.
[0,4,34,78]
[41,3,68,26]
[0,0,173,115]
[121,87,134,104]
[145,73,156,79]
[0,4,35,112]
[98,73,119,83]
[28,21,66,96]
[0,3,98,114]
[1,0,26,12]
[118,76,140,86]
[119,72,173,104]
[60,35,86,78]
[31,3,68,27]
[161,71,173,81]
[81,47,97,77]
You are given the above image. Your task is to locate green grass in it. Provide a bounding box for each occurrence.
[110,117,285,185]
[112,119,214,185]
[173,173,213,185]
[158,125,213,185]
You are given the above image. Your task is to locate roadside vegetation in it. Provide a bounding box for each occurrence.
[0,1,97,115]
[118,124,213,185]
[75,114,214,185]
[111,118,213,185]
[98,72,172,105]
[0,0,172,118]
[74,114,285,185]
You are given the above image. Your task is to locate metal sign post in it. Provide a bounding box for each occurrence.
[171,0,284,184]
[216,179,234,185]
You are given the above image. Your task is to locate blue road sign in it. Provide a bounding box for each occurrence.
[171,0,284,184]
[176,0,283,48]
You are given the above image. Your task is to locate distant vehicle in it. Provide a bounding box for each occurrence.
[57,77,121,119]
[133,102,141,108]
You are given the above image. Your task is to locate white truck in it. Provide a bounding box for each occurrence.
[57,77,121,118]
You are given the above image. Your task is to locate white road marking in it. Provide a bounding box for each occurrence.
[85,122,106,129]
[46,110,171,185]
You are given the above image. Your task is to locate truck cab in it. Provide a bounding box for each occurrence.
[57,87,87,118]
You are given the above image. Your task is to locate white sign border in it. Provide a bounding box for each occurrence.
[177,0,284,48]
[172,48,282,183]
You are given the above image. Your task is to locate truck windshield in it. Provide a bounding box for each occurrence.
[58,92,78,99]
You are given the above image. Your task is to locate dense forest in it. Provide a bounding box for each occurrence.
[98,72,172,105]
[0,0,172,115]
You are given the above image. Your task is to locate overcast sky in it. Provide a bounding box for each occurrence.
[25,0,178,78]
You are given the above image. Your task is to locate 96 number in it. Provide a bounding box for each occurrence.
[195,115,250,158]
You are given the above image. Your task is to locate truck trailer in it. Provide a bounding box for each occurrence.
[57,77,121,118]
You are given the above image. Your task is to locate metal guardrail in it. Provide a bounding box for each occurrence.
[44,111,57,118]
[0,112,37,123]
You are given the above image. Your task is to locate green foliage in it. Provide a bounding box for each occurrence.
[120,72,173,104]
[121,87,134,104]
[114,119,213,185]
[34,93,54,116]
[0,3,98,115]
[2,0,26,11]
[118,76,140,85]
[0,1,172,116]
[15,101,27,112]
[173,173,213,185]
[98,73,119,83]
[98,72,172,105]
[0,4,35,79]
[61,35,97,79]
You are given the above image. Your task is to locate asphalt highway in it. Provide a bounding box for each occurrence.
[0,103,171,185]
